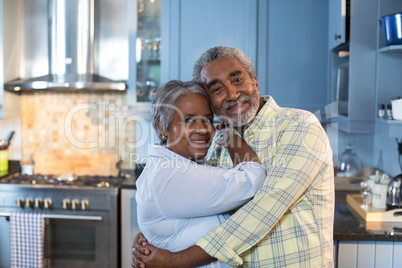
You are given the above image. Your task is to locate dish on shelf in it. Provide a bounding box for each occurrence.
[379,13,402,46]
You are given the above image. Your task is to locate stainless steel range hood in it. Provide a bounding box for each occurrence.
[4,0,127,92]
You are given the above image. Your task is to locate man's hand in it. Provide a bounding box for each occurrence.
[132,232,175,268]
[132,233,148,268]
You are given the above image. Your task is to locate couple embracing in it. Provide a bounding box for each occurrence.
[133,46,334,268]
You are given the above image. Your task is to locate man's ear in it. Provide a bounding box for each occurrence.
[253,74,260,94]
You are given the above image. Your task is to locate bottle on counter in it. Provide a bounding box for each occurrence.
[378,104,385,119]
[386,104,393,120]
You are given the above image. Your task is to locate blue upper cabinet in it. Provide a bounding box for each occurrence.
[162,0,329,114]
[0,0,3,118]
[265,0,329,113]
[328,0,377,133]
[161,0,260,83]
[328,0,348,50]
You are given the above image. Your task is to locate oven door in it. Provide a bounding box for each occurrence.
[44,213,116,268]
[0,212,117,268]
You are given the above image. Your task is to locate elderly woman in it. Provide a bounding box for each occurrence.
[135,80,266,268]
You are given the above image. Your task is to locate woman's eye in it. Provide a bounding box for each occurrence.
[184,118,195,124]
[203,118,214,125]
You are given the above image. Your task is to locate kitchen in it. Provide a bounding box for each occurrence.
[1,0,402,267]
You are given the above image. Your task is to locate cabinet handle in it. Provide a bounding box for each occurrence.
[334,34,342,40]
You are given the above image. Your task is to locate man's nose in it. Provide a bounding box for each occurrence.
[225,84,240,101]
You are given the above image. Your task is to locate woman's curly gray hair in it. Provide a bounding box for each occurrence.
[151,80,211,144]
[192,46,256,83]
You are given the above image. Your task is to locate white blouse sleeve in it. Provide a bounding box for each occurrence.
[152,161,266,218]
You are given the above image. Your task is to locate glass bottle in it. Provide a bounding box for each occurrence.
[336,143,362,177]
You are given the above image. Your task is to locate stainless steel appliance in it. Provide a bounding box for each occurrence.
[4,0,128,92]
[0,174,125,268]
[386,174,402,210]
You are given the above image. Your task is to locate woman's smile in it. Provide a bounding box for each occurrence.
[164,93,215,160]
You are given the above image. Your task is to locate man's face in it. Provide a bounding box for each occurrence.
[200,56,260,127]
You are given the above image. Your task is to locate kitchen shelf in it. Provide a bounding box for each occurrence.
[379,44,402,53]
[330,115,375,134]
[376,118,402,137]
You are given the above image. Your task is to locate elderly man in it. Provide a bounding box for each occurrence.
[132,46,334,268]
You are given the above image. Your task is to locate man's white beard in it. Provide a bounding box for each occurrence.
[216,86,260,127]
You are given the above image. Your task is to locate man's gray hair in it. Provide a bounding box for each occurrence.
[151,80,211,144]
[192,46,256,83]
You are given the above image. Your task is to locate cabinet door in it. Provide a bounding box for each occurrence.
[120,189,140,268]
[0,0,4,118]
[162,0,259,82]
[328,0,347,50]
[127,0,161,111]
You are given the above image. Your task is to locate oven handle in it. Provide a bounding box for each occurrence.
[0,212,102,221]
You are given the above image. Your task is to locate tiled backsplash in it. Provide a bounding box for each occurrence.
[3,91,136,169]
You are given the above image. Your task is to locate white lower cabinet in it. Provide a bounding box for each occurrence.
[121,189,140,268]
[335,241,402,268]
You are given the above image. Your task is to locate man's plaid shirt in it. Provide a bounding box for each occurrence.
[197,96,334,267]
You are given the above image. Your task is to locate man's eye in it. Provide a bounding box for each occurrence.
[233,77,243,84]
[211,87,222,94]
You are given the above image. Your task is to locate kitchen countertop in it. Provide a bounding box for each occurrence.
[89,170,402,242]
[2,163,400,242]
[334,203,402,241]
[120,171,402,242]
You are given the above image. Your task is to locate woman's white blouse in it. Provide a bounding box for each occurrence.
[136,145,266,268]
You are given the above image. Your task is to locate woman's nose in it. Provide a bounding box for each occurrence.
[193,121,209,134]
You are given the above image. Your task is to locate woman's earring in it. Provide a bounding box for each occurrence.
[162,135,167,142]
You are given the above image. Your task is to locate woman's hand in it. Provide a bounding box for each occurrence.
[216,121,260,166]
[216,121,239,148]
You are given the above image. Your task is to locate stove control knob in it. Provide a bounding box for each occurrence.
[63,199,70,209]
[17,198,24,208]
[26,198,33,208]
[81,200,89,210]
[71,199,79,210]
[35,198,43,208]
[44,198,52,209]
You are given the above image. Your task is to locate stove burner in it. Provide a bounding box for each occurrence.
[2,174,125,188]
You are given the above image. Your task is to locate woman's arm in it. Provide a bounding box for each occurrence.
[143,159,265,218]
[216,123,260,166]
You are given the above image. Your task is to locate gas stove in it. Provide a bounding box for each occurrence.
[0,172,128,267]
[1,173,126,188]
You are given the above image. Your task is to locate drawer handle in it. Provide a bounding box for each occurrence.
[0,212,102,221]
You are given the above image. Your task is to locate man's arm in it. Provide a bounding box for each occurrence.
[195,113,334,265]
[132,233,215,268]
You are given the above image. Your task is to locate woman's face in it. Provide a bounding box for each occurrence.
[163,94,215,161]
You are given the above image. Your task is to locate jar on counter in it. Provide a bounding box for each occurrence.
[336,143,362,177]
